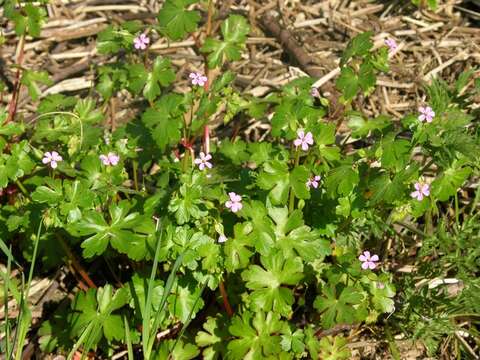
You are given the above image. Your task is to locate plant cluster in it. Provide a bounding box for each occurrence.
[1,0,479,359]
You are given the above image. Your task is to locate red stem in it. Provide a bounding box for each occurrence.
[5,35,25,125]
[219,280,234,317]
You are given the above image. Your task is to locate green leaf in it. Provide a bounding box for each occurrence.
[24,3,46,37]
[325,164,359,196]
[347,113,390,138]
[67,201,154,259]
[369,280,395,314]
[168,276,204,323]
[21,70,52,101]
[195,316,228,360]
[340,31,373,66]
[128,273,164,319]
[319,336,351,360]
[31,179,63,205]
[168,182,207,225]
[242,251,303,316]
[219,139,249,165]
[60,180,96,221]
[227,312,286,359]
[0,140,36,188]
[358,61,376,94]
[5,3,46,37]
[336,67,359,101]
[201,15,250,68]
[381,136,411,171]
[257,160,290,205]
[369,166,417,205]
[280,328,305,354]
[142,94,183,151]
[143,57,175,102]
[96,73,114,99]
[157,339,200,360]
[431,166,471,201]
[157,0,201,40]
[248,142,273,166]
[126,63,148,94]
[224,222,254,272]
[267,206,331,262]
[290,165,311,200]
[69,285,130,348]
[314,286,365,329]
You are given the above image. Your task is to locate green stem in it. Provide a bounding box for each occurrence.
[14,220,42,360]
[469,180,480,215]
[25,220,42,299]
[393,221,427,238]
[15,180,28,197]
[132,160,139,192]
[454,192,460,230]
[288,149,300,213]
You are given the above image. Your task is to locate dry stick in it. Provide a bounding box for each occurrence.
[56,234,97,289]
[259,14,344,122]
[314,324,356,338]
[5,35,25,124]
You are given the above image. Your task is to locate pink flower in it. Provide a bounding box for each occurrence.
[99,152,120,166]
[42,151,62,169]
[189,72,208,87]
[306,175,321,189]
[225,192,242,213]
[218,235,227,243]
[418,106,435,123]
[411,182,430,201]
[310,87,320,98]
[194,152,212,170]
[293,130,314,151]
[133,33,150,50]
[359,251,379,270]
[384,38,397,54]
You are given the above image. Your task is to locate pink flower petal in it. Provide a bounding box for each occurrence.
[361,262,370,270]
[305,132,314,144]
[370,254,379,262]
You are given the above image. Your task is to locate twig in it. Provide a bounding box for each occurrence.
[455,331,479,359]
[259,14,344,121]
[56,234,97,289]
[315,324,356,338]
